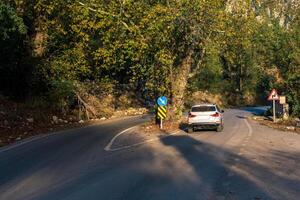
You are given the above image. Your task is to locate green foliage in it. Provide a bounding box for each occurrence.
[47,47,91,81]
[48,79,76,112]
[188,44,223,93]
[0,0,299,116]
[0,2,26,40]
[0,1,28,98]
[286,74,300,116]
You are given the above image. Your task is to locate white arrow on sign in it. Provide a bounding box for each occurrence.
[159,99,166,105]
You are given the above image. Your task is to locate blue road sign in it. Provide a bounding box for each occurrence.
[157,96,168,106]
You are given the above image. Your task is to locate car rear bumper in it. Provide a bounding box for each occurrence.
[189,122,222,129]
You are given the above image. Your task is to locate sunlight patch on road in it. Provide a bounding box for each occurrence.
[104,127,180,152]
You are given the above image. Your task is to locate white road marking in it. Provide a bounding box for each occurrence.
[104,126,180,152]
[244,118,253,137]
[0,134,50,153]
[104,126,138,151]
[231,118,253,160]
[0,129,74,153]
[0,115,147,154]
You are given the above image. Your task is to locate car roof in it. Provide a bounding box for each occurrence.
[192,104,216,107]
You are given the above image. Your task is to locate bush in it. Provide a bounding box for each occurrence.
[48,79,76,114]
[286,74,300,117]
[74,81,115,118]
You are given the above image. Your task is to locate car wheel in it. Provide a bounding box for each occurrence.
[216,125,223,132]
[187,127,193,133]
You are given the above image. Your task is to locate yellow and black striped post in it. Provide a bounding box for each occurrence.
[157,106,167,129]
[157,106,167,120]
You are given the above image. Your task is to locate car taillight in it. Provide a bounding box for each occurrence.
[189,113,196,118]
[210,112,220,117]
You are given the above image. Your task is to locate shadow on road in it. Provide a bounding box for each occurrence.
[1,123,300,200]
[236,115,247,119]
[161,135,300,200]
[179,122,217,133]
[236,106,269,116]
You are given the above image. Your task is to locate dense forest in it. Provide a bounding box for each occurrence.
[0,0,299,119]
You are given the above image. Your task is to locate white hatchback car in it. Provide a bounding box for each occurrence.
[187,104,224,133]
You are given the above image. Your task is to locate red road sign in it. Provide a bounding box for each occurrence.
[268,89,279,101]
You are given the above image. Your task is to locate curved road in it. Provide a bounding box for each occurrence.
[0,108,299,200]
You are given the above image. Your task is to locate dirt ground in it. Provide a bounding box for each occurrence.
[0,116,100,147]
[251,116,300,134]
[0,96,148,147]
[139,117,188,134]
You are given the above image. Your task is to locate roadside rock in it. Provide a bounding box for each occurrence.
[286,126,296,131]
[4,120,9,126]
[252,116,266,121]
[27,118,34,123]
[138,108,148,114]
[295,118,300,127]
[100,117,106,121]
[52,116,58,123]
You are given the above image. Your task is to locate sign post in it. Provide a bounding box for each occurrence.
[267,89,279,122]
[273,97,276,122]
[157,96,168,129]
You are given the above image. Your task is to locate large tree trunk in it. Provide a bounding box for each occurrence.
[169,50,194,121]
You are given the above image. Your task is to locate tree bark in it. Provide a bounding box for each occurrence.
[169,50,194,121]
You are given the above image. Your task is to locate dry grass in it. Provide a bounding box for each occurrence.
[252,116,300,134]
[140,117,186,135]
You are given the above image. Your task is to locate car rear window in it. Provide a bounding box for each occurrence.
[191,106,216,112]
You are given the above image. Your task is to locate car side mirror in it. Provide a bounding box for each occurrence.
[221,110,224,113]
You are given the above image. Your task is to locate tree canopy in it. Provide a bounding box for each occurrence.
[0,0,299,117]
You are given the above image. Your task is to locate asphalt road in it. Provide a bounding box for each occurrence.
[0,108,299,200]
